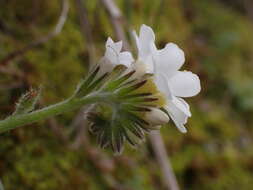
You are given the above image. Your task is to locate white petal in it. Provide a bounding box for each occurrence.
[140,24,155,42]
[119,52,134,62]
[119,52,134,67]
[98,57,115,76]
[172,97,191,117]
[105,37,126,66]
[106,37,122,53]
[105,38,117,64]
[143,42,158,74]
[105,49,117,65]
[133,25,156,74]
[165,96,191,133]
[168,71,201,97]
[154,43,185,75]
[131,61,147,78]
[114,41,123,53]
[106,37,114,47]
[144,55,154,73]
[154,73,173,99]
[138,24,155,59]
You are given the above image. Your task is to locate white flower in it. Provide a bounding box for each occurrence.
[103,37,134,69]
[134,25,201,133]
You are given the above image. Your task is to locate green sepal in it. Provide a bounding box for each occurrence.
[117,80,147,96]
[103,69,134,92]
[74,66,101,97]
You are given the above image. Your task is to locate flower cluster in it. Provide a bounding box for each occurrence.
[88,24,201,153]
[100,25,200,132]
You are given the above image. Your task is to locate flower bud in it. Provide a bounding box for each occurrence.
[145,108,169,126]
[13,88,41,115]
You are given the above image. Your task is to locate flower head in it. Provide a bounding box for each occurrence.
[85,26,201,153]
[134,24,201,133]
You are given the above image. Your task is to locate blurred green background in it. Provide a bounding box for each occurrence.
[1,0,253,189]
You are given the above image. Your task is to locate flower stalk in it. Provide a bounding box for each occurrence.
[0,92,110,134]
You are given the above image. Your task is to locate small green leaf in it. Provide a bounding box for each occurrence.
[13,87,41,115]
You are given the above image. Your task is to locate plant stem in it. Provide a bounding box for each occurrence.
[0,179,4,190]
[149,131,180,190]
[0,92,109,133]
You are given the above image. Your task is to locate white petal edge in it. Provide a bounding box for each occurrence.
[139,24,155,42]
[106,37,114,47]
[165,96,191,133]
[137,24,155,60]
[106,37,122,53]
[172,96,191,117]
[154,43,185,75]
[168,71,201,98]
[114,41,123,53]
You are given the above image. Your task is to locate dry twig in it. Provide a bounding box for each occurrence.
[244,0,253,20]
[100,0,130,50]
[0,179,4,190]
[149,131,180,190]
[70,105,94,149]
[75,0,96,66]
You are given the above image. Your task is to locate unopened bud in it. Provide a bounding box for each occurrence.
[13,88,41,115]
[145,108,169,126]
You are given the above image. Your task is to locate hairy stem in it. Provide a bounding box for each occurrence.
[0,92,109,133]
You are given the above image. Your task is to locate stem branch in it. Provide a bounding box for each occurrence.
[0,92,108,133]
